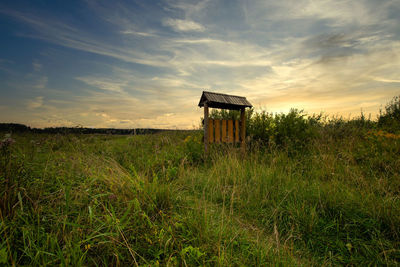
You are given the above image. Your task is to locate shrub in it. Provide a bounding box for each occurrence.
[247,111,276,146]
[378,95,400,132]
[273,109,319,149]
[246,109,321,152]
[209,109,240,120]
[209,108,320,151]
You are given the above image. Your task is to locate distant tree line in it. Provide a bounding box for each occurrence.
[0,123,184,135]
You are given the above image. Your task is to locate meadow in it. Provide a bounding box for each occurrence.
[1,96,400,266]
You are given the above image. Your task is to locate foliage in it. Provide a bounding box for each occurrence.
[246,110,276,146]
[269,109,320,150]
[379,95,400,132]
[210,108,320,150]
[212,108,321,152]
[209,109,240,120]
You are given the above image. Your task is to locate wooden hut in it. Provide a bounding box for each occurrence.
[198,91,252,154]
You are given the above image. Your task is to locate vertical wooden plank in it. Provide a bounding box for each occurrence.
[204,103,209,155]
[221,120,227,143]
[235,120,240,143]
[215,119,221,143]
[208,119,214,143]
[240,108,246,152]
[228,119,233,143]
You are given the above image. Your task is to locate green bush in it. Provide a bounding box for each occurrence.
[378,95,400,132]
[247,111,276,146]
[209,108,320,151]
[246,109,321,153]
[273,109,320,149]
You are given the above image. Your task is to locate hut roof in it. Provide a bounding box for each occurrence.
[198,91,252,110]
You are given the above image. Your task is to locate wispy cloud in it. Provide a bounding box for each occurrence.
[27,96,44,109]
[0,8,170,67]
[32,60,42,71]
[372,77,400,84]
[34,76,48,89]
[120,30,156,37]
[75,76,126,93]
[162,18,205,32]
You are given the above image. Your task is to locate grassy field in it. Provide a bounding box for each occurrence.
[1,104,400,265]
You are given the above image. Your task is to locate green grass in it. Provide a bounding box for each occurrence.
[1,127,399,266]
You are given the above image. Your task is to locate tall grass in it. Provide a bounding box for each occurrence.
[1,95,400,265]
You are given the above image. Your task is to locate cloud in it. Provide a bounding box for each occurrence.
[27,96,43,109]
[162,18,205,32]
[75,76,126,93]
[0,8,171,67]
[42,88,200,129]
[120,30,156,37]
[372,77,400,83]
[32,61,42,71]
[34,76,48,89]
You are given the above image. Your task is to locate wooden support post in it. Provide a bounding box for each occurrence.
[240,108,246,153]
[204,103,209,155]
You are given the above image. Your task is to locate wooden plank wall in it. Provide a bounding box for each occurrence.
[208,119,214,143]
[221,120,227,142]
[227,120,233,143]
[209,119,241,144]
[215,119,221,143]
[235,120,240,143]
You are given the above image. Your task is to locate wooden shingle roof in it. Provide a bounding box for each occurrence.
[198,91,252,110]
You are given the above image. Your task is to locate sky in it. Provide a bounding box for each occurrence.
[0,0,399,129]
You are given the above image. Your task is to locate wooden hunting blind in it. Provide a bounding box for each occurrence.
[198,91,252,153]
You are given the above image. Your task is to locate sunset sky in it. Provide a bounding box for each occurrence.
[0,0,399,129]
